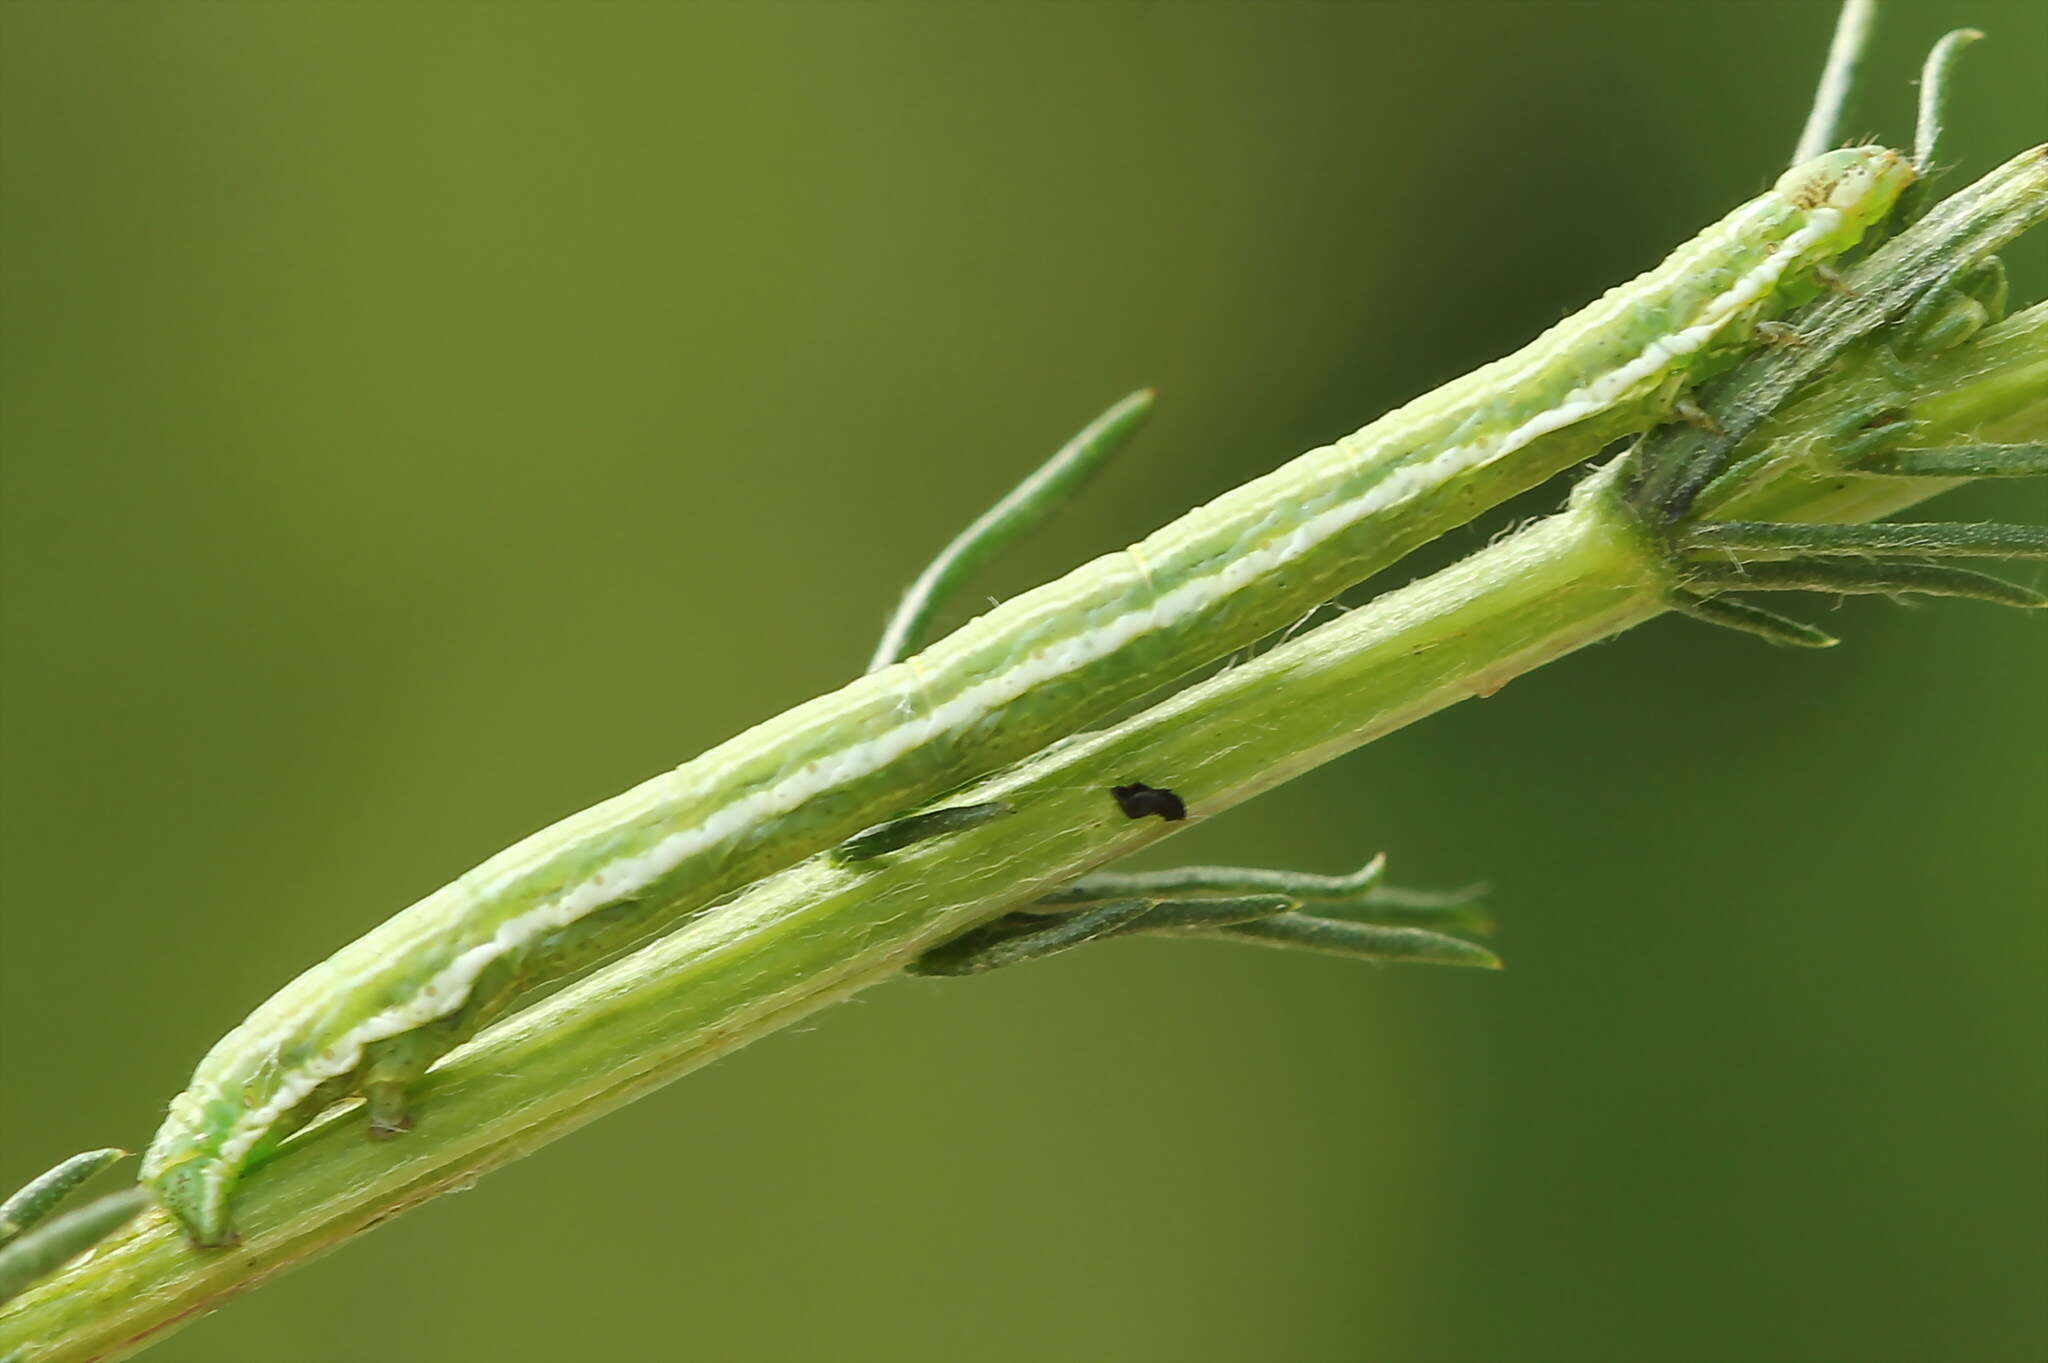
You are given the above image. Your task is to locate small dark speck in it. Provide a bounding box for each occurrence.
[1111,782,1186,822]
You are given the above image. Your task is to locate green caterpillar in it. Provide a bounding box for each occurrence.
[141,146,1914,1246]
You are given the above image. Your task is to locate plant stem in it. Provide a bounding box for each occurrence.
[1,477,1669,1363]
[6,189,2044,1363]
[1793,0,1877,165]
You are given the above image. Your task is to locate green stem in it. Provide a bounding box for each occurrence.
[0,1153,128,1250]
[1913,28,1983,174]
[867,388,1154,672]
[1,464,1673,1363]
[1792,0,1878,166]
[7,186,2044,1363]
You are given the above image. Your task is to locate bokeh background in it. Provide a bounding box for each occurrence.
[4,4,2043,1361]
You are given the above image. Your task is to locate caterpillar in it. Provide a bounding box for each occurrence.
[141,146,1913,1246]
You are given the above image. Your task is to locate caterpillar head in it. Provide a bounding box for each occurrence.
[1776,145,1916,231]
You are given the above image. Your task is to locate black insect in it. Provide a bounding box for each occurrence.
[1110,782,1186,822]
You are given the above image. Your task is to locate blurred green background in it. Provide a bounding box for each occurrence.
[3,4,2043,1361]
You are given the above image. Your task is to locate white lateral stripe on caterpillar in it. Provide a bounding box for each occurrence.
[198,204,1849,1178]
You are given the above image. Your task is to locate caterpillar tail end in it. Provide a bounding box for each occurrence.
[145,1159,241,1249]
